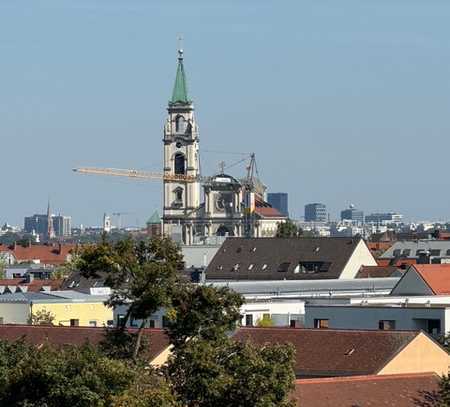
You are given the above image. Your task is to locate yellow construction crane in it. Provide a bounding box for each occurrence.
[72,167,210,183]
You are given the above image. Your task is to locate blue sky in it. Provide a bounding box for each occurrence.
[1,0,450,227]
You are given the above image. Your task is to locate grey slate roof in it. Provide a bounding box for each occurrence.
[206,237,365,280]
[380,240,450,259]
[209,278,399,298]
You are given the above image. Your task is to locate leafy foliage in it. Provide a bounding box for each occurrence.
[28,308,55,326]
[166,284,244,347]
[76,236,183,358]
[0,342,135,407]
[167,337,296,407]
[276,220,302,238]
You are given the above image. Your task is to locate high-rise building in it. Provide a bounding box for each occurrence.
[365,212,403,225]
[340,204,364,224]
[24,201,71,239]
[304,203,327,222]
[267,193,289,217]
[52,215,72,237]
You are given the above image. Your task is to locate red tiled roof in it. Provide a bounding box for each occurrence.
[0,325,169,361]
[0,279,63,292]
[412,264,450,295]
[233,327,420,378]
[292,373,440,407]
[255,206,284,218]
[0,244,75,265]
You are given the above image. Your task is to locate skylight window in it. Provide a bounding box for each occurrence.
[261,264,268,271]
[248,264,254,271]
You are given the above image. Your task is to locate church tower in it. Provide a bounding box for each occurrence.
[162,48,201,244]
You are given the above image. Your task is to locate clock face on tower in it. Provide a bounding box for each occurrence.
[214,192,233,213]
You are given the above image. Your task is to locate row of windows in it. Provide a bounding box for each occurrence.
[217,261,330,274]
[393,248,450,257]
[313,319,396,330]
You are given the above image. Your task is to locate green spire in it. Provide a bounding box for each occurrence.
[171,49,190,104]
[146,210,161,225]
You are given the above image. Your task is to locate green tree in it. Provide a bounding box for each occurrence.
[257,314,274,327]
[77,236,183,359]
[166,284,296,407]
[0,258,7,279]
[167,337,295,407]
[0,342,135,407]
[166,284,244,347]
[276,219,301,238]
[28,308,55,326]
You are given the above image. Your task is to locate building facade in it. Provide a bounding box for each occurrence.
[365,212,403,225]
[340,205,364,223]
[267,193,289,218]
[304,203,327,222]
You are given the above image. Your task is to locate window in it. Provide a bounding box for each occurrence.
[248,264,254,271]
[175,115,185,133]
[117,314,125,326]
[277,262,290,272]
[314,319,329,329]
[245,314,253,326]
[290,319,297,328]
[174,153,186,175]
[162,316,169,328]
[107,320,114,327]
[89,320,97,327]
[299,261,331,273]
[379,320,396,330]
[0,317,3,325]
[430,249,441,256]
[174,187,183,203]
[70,319,79,327]
[149,319,155,328]
[402,249,411,256]
[232,263,240,271]
[130,317,139,327]
[416,250,423,256]
[393,249,401,257]
[261,264,268,271]
[447,249,450,256]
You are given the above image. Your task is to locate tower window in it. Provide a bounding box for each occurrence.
[174,187,183,203]
[175,115,185,133]
[174,153,186,175]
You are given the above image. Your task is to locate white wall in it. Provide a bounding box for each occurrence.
[340,240,377,279]
[114,299,306,329]
[0,303,30,324]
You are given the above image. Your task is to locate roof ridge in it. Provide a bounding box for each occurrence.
[295,372,438,385]
[236,327,420,334]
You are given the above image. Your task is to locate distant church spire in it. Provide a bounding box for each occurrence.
[170,45,190,105]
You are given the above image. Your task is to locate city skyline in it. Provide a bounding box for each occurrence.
[2,0,450,226]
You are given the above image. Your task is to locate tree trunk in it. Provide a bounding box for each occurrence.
[133,319,147,360]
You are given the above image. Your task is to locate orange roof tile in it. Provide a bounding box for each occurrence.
[0,244,75,265]
[293,373,439,407]
[412,264,450,295]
